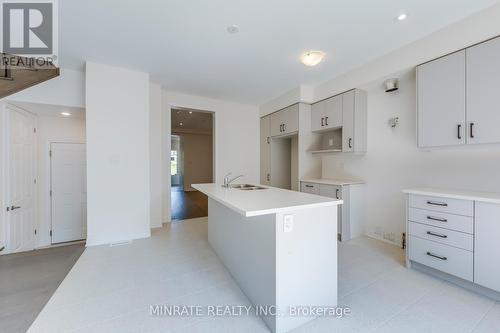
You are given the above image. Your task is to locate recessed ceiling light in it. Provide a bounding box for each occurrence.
[397,13,408,21]
[189,111,193,114]
[227,25,240,34]
[300,51,325,67]
[61,112,71,116]
[179,122,183,126]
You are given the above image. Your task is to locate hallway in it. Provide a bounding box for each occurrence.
[171,186,208,221]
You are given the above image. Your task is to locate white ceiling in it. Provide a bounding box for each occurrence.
[11,101,85,118]
[59,0,499,104]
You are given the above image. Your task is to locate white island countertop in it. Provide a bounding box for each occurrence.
[403,187,500,204]
[192,183,342,217]
[301,178,365,186]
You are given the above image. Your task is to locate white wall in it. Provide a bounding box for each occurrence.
[6,68,85,108]
[86,62,150,246]
[35,115,86,247]
[162,91,259,222]
[149,82,163,228]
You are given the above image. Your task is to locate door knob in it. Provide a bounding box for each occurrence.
[10,205,21,210]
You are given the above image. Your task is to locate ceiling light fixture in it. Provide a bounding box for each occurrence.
[300,51,325,67]
[61,112,71,116]
[189,111,193,114]
[397,13,408,21]
[179,122,183,126]
[227,25,240,34]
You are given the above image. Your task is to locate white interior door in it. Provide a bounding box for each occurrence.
[50,143,87,244]
[6,105,36,253]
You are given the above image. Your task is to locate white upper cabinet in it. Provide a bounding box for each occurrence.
[270,104,299,137]
[342,90,355,152]
[260,116,271,185]
[311,95,342,132]
[311,89,367,153]
[417,36,500,148]
[466,37,500,145]
[417,50,466,148]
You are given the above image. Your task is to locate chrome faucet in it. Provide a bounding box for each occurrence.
[223,172,244,188]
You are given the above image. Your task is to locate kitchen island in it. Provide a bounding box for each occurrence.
[192,183,342,333]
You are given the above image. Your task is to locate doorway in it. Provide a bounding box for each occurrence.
[1,102,87,254]
[50,143,87,244]
[3,104,36,253]
[170,108,213,221]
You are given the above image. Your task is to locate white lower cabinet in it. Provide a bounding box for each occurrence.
[406,191,500,296]
[474,202,500,292]
[301,181,363,241]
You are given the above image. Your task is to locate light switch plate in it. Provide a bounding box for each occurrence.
[284,215,294,233]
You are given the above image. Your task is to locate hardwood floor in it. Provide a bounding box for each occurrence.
[0,244,85,333]
[171,187,208,221]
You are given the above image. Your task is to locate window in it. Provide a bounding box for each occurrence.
[171,150,178,176]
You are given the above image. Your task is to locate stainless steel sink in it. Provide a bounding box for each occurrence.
[228,184,267,190]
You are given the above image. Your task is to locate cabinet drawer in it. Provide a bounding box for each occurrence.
[409,236,473,281]
[408,208,473,234]
[300,182,320,195]
[319,184,342,199]
[409,194,473,216]
[408,222,473,251]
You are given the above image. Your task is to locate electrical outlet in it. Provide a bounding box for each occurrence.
[284,215,294,233]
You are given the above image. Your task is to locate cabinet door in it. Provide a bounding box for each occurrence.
[417,51,466,147]
[270,109,284,137]
[324,95,342,129]
[282,104,299,135]
[342,90,355,152]
[311,100,326,132]
[319,184,342,199]
[474,202,500,292]
[260,116,271,185]
[466,37,500,145]
[320,184,344,238]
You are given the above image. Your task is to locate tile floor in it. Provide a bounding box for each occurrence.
[28,218,500,333]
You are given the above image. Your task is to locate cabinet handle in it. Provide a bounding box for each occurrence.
[283,124,286,132]
[348,138,352,148]
[457,124,462,140]
[279,124,283,132]
[305,185,314,188]
[426,252,447,261]
[10,205,21,211]
[427,216,447,223]
[325,116,329,126]
[426,200,448,207]
[335,189,340,199]
[321,118,324,127]
[267,137,270,144]
[426,231,448,238]
[267,174,270,182]
[470,122,474,138]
